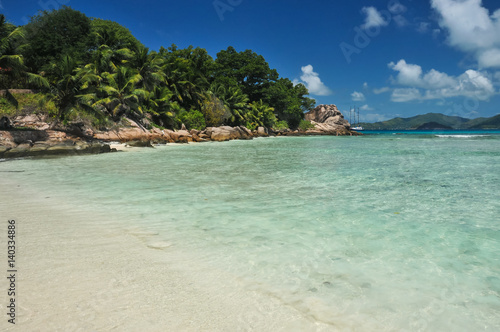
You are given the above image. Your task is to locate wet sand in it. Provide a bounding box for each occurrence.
[0,177,331,331]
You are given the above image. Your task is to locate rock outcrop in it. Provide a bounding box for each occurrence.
[0,129,111,158]
[94,120,258,144]
[0,105,361,158]
[304,104,358,136]
[202,126,253,142]
[11,114,50,130]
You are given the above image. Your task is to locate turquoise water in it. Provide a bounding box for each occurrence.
[2,132,500,330]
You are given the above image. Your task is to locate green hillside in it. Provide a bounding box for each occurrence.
[467,114,500,129]
[360,113,500,130]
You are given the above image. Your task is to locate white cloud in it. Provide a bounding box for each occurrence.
[388,2,407,14]
[361,7,389,29]
[363,82,369,89]
[296,65,332,96]
[360,104,374,111]
[373,87,391,94]
[431,0,500,68]
[351,91,365,101]
[391,88,422,102]
[416,22,431,33]
[477,48,500,68]
[422,69,457,89]
[388,60,423,86]
[361,113,391,122]
[388,59,496,102]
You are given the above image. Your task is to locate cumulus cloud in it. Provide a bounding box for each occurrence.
[351,91,365,101]
[391,88,422,102]
[362,113,391,122]
[360,104,374,111]
[431,0,500,68]
[296,65,332,96]
[477,48,500,68]
[388,59,495,102]
[388,60,424,86]
[416,22,431,34]
[361,7,389,29]
[373,87,391,94]
[388,2,407,14]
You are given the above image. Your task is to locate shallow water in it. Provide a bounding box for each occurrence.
[2,132,500,330]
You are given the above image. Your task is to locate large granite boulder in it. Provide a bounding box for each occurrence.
[304,104,356,136]
[202,126,254,141]
[256,126,268,137]
[305,104,344,123]
[94,118,148,142]
[12,114,50,130]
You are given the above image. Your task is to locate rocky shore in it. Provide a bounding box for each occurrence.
[0,104,359,159]
[304,104,357,135]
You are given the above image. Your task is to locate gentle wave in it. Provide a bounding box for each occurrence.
[435,134,492,138]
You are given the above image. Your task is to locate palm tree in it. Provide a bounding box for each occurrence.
[210,82,250,126]
[247,100,276,129]
[89,44,133,74]
[93,66,148,121]
[130,45,166,90]
[145,85,182,128]
[160,46,211,111]
[0,15,48,94]
[0,16,25,83]
[43,55,100,126]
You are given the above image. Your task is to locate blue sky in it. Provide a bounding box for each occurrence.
[3,0,500,122]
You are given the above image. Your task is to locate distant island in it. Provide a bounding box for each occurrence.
[416,121,453,130]
[359,113,500,130]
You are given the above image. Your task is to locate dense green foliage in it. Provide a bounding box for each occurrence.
[0,93,56,117]
[0,7,316,130]
[360,113,500,130]
[22,6,93,73]
[90,19,142,52]
[0,14,25,88]
[298,120,315,131]
[0,14,47,92]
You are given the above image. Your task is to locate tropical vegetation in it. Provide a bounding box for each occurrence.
[0,7,316,131]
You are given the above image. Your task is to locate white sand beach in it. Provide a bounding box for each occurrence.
[0,177,330,331]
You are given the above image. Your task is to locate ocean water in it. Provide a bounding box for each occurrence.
[2,131,500,330]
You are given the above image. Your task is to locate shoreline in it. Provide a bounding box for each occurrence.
[0,177,332,331]
[0,126,360,160]
[0,106,361,159]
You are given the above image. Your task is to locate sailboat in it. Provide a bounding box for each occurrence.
[350,107,364,131]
